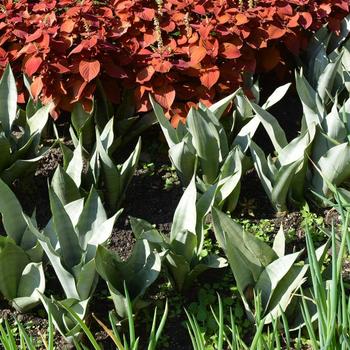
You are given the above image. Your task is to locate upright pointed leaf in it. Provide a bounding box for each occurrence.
[0,65,17,136]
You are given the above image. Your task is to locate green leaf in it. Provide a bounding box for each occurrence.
[150,96,178,147]
[13,262,45,312]
[211,208,261,293]
[66,140,84,188]
[170,230,197,263]
[249,102,287,153]
[0,178,28,246]
[76,259,98,300]
[208,90,239,119]
[312,142,350,196]
[49,187,82,269]
[271,159,303,212]
[187,108,220,183]
[272,226,285,258]
[96,240,161,314]
[169,140,196,185]
[262,83,291,110]
[0,237,29,300]
[170,175,197,242]
[23,214,80,299]
[0,65,17,136]
[317,54,343,103]
[255,251,302,311]
[51,166,81,205]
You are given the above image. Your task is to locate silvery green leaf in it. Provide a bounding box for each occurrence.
[0,178,29,246]
[166,252,191,292]
[130,217,156,238]
[87,210,122,250]
[216,149,242,205]
[263,264,308,324]
[295,71,323,128]
[23,214,79,299]
[169,140,196,185]
[13,262,45,312]
[39,294,89,340]
[1,154,47,185]
[63,198,85,229]
[262,83,291,110]
[196,183,218,253]
[271,159,303,212]
[66,140,84,188]
[211,207,262,293]
[249,102,288,153]
[175,119,187,140]
[209,90,239,119]
[272,225,285,258]
[27,102,51,136]
[170,230,197,263]
[317,54,343,103]
[249,141,273,200]
[0,236,29,300]
[150,95,178,147]
[100,118,115,153]
[242,229,277,267]
[95,129,121,211]
[76,259,98,300]
[278,125,316,167]
[51,166,81,205]
[312,142,350,196]
[170,175,197,242]
[120,137,141,187]
[255,251,302,312]
[234,93,253,120]
[71,103,91,133]
[0,65,17,136]
[322,97,347,143]
[232,116,260,153]
[96,240,161,315]
[69,126,79,148]
[187,108,220,183]
[49,188,82,269]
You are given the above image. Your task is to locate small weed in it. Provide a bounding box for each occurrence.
[160,165,180,190]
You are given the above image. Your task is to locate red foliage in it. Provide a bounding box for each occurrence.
[0,0,348,120]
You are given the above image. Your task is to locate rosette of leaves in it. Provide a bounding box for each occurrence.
[296,64,350,202]
[95,239,162,318]
[212,207,309,324]
[303,14,350,108]
[52,117,141,211]
[0,65,51,184]
[0,178,45,312]
[128,176,227,292]
[69,86,156,154]
[151,85,291,212]
[248,101,316,212]
[24,186,122,340]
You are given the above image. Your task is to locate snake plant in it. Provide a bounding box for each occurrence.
[151,84,291,212]
[0,178,44,312]
[24,186,122,340]
[0,65,51,184]
[52,118,141,211]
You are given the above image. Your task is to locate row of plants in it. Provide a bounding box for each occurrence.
[1,188,350,349]
[0,11,349,350]
[0,0,348,119]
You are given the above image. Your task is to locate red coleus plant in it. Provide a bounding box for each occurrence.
[0,0,348,122]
